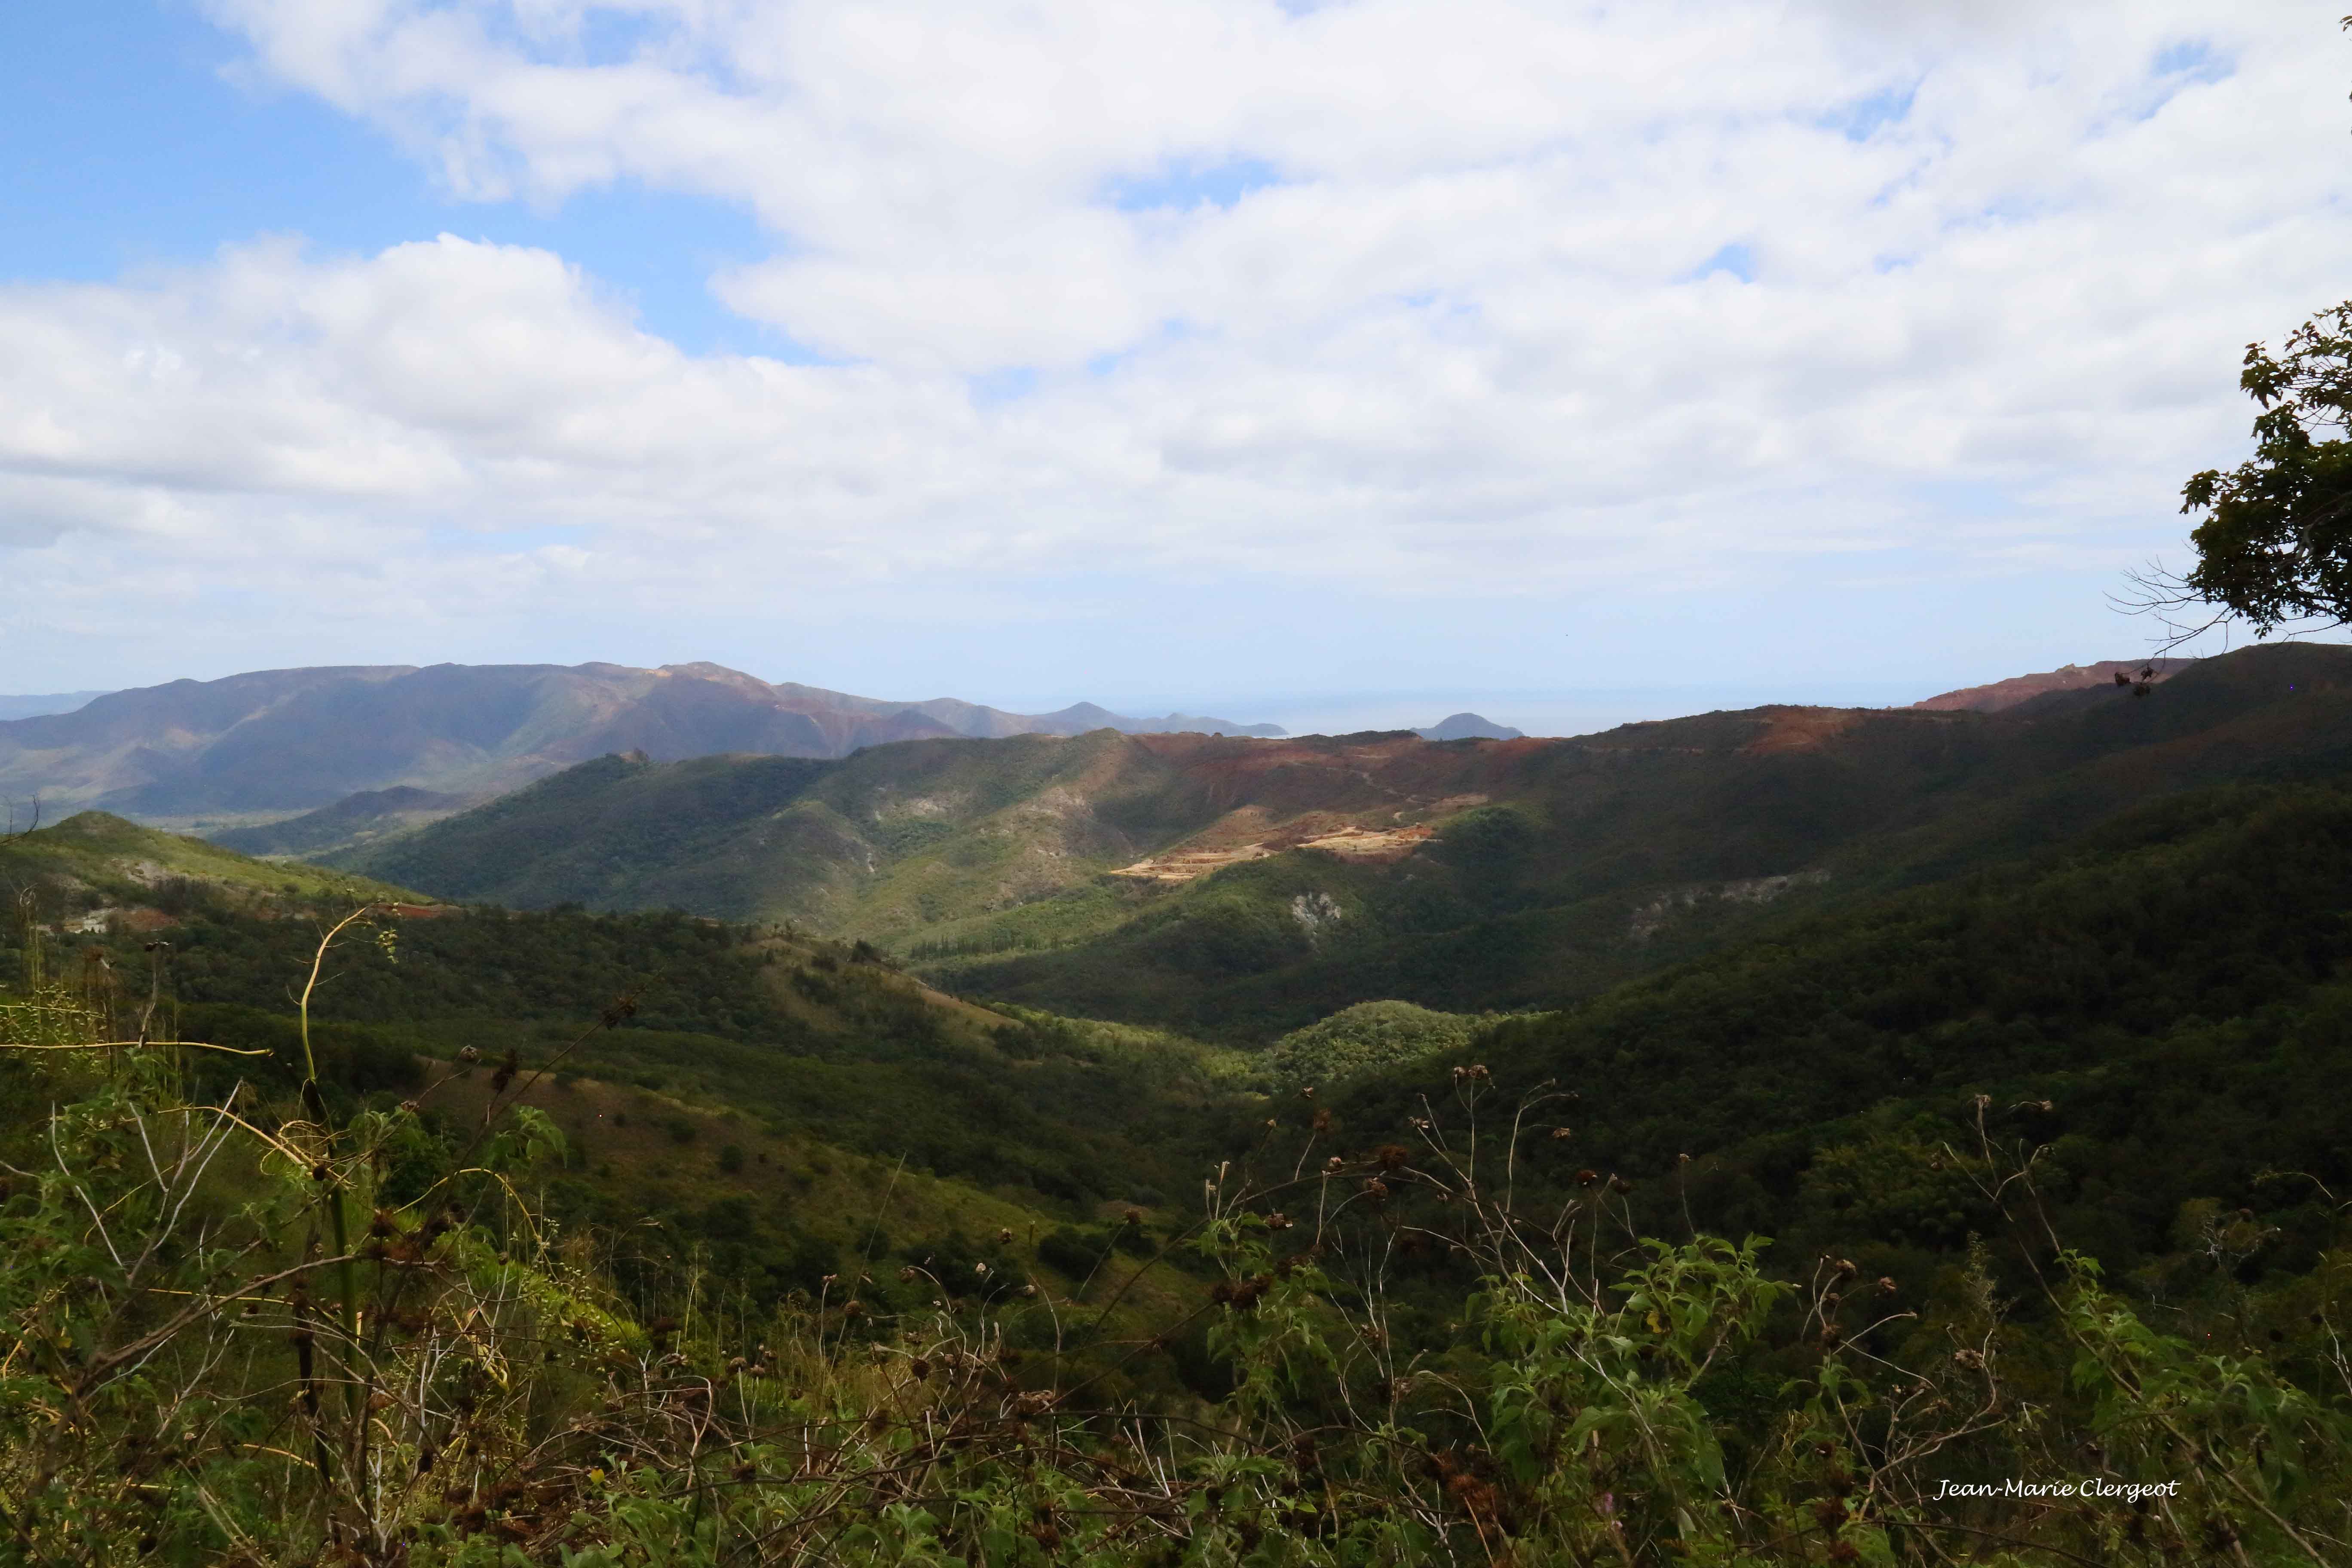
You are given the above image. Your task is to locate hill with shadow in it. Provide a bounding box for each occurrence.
[297,643,2352,1038]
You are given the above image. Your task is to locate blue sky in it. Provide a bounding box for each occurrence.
[0,1,775,354]
[0,1,2343,733]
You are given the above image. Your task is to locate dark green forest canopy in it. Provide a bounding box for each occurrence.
[1318,781,2352,1277]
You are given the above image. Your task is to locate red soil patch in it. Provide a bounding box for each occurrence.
[1741,708,1861,756]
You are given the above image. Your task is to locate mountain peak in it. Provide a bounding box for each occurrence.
[1415,713,1524,741]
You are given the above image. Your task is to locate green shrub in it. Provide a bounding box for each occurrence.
[1265,998,1483,1090]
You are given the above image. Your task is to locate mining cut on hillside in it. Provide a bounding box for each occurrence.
[1112,822,1433,883]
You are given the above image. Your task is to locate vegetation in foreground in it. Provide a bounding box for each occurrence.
[6,874,2352,1564]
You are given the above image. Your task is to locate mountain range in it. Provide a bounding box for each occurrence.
[292,641,2352,1035]
[0,661,1282,822]
[3,654,2197,832]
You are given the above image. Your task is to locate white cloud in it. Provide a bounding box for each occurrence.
[1,0,2346,690]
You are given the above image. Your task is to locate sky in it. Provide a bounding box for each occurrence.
[0,0,2345,734]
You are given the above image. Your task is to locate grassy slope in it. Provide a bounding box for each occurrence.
[331,724,1516,946]
[0,810,1246,1277]
[0,809,422,909]
[147,910,1243,1209]
[328,736,1179,936]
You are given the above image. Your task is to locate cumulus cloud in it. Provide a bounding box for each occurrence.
[1,0,2347,686]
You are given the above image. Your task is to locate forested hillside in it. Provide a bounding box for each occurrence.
[8,742,2352,1563]
[1329,780,2352,1271]
[305,643,2352,1036]
[940,643,2352,1031]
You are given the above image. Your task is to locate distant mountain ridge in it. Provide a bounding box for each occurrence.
[0,661,1283,820]
[0,691,110,721]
